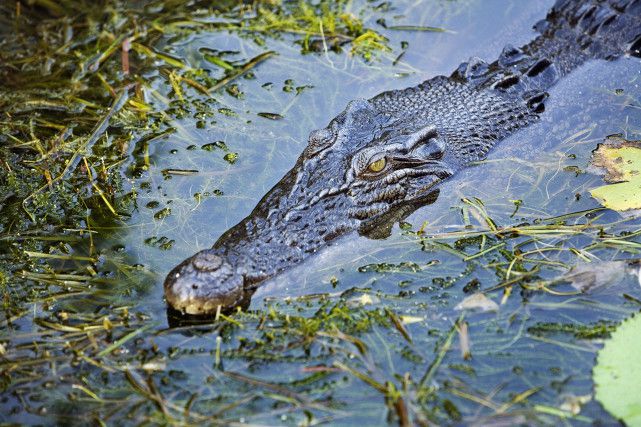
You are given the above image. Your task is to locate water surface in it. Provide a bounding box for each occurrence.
[2,0,641,425]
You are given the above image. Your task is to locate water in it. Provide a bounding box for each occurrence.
[2,0,641,424]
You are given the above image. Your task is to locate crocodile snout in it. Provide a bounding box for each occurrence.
[164,249,244,315]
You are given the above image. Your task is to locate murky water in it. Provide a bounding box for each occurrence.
[3,0,641,424]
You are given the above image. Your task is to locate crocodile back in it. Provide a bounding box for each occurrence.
[370,0,641,164]
[516,0,641,84]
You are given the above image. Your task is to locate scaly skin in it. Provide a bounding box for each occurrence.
[165,0,641,315]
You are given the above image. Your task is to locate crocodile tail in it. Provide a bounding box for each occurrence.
[535,0,641,67]
[452,0,641,111]
[453,1,639,88]
[372,0,640,163]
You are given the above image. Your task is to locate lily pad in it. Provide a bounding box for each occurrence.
[589,135,641,211]
[593,314,641,425]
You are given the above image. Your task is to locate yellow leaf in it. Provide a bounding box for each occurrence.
[455,293,499,312]
[590,136,641,211]
[400,315,424,325]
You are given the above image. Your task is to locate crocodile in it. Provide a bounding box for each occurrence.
[165,0,641,315]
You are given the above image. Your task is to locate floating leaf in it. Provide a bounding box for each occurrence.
[153,208,172,220]
[202,54,234,70]
[594,314,641,425]
[224,153,239,164]
[202,141,229,151]
[386,25,448,32]
[257,112,284,120]
[400,315,424,325]
[455,293,499,312]
[589,135,641,211]
[560,394,592,416]
[161,169,199,176]
[358,261,421,273]
[562,260,630,292]
[346,294,380,307]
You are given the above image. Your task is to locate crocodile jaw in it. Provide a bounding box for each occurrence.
[164,249,245,315]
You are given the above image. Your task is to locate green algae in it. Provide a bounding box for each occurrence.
[527,321,618,339]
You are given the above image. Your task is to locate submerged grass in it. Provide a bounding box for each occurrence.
[1,0,641,425]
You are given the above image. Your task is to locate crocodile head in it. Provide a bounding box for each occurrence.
[164,98,460,315]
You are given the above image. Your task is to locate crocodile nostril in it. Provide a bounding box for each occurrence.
[192,250,223,272]
[192,284,199,290]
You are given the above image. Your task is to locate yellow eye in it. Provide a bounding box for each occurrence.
[368,157,387,173]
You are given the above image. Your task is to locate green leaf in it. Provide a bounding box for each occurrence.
[589,136,641,211]
[593,314,641,425]
[203,54,234,70]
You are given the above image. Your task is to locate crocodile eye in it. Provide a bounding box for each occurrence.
[367,157,387,173]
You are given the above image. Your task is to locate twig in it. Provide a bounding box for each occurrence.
[210,51,275,92]
[419,313,464,388]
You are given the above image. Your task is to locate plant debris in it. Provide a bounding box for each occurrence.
[590,135,641,211]
[455,293,499,312]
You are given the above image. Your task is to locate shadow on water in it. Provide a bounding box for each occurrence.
[2,0,641,425]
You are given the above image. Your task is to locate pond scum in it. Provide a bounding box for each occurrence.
[1,1,641,425]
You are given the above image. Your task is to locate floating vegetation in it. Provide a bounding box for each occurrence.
[153,208,172,220]
[454,293,499,312]
[217,1,393,59]
[257,112,285,120]
[528,321,618,339]
[223,152,239,164]
[358,261,422,273]
[590,135,641,211]
[594,314,641,425]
